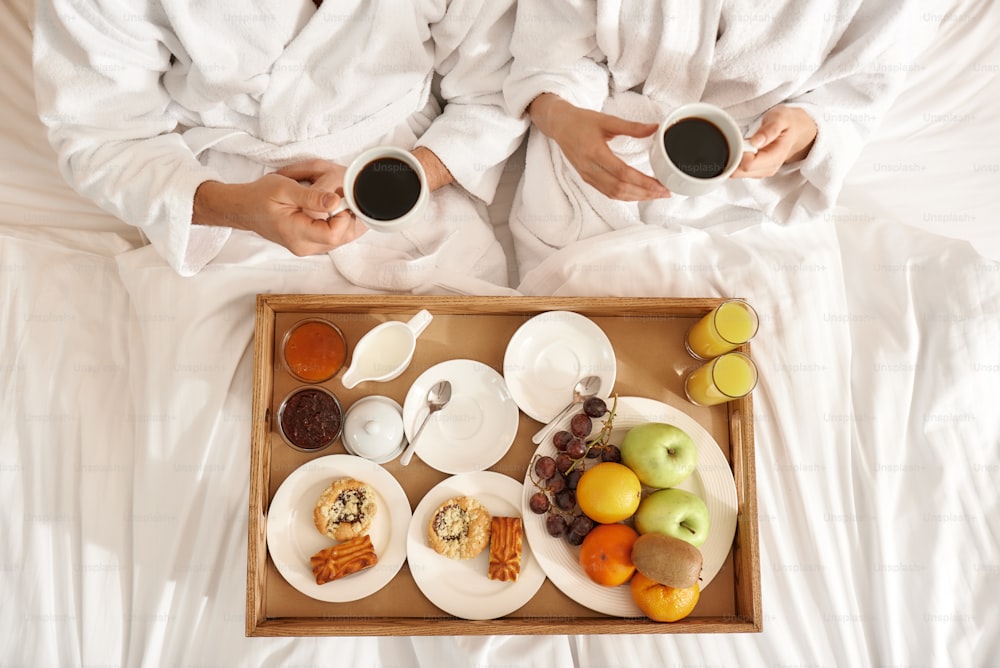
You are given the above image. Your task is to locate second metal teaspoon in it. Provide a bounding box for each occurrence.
[531,375,601,445]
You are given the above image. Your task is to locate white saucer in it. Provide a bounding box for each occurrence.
[503,311,617,423]
[401,359,519,474]
[266,454,411,602]
[406,471,546,620]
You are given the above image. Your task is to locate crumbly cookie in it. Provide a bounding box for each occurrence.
[427,496,491,560]
[313,478,377,541]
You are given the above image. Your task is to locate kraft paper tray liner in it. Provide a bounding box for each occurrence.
[263,308,737,622]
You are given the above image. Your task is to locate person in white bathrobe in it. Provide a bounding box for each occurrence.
[503,0,919,281]
[34,0,527,291]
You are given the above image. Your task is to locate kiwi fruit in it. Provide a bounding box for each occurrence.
[630,533,704,588]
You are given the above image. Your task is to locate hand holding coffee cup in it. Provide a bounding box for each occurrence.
[649,103,759,196]
[325,146,430,232]
[731,105,818,178]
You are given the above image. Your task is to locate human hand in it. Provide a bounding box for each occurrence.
[529,93,670,201]
[732,105,818,178]
[192,162,366,256]
[274,159,352,219]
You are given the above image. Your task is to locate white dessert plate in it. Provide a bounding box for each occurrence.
[502,310,617,423]
[402,359,519,474]
[406,471,546,620]
[266,454,411,602]
[520,396,738,617]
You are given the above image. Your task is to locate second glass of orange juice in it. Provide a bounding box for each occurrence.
[685,299,759,360]
[684,352,758,406]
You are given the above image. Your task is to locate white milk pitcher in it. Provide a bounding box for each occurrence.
[340,309,433,389]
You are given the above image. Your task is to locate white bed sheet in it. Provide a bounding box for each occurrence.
[841,0,1000,262]
[2,0,999,666]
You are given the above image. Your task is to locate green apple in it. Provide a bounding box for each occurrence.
[620,422,697,488]
[634,488,710,548]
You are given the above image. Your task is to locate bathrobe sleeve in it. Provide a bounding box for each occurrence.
[776,3,918,211]
[33,0,228,276]
[413,0,529,205]
[502,0,611,118]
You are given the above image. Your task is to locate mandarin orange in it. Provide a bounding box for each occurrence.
[578,523,639,587]
[629,572,700,622]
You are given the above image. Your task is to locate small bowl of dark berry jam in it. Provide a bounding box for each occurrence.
[277,385,344,452]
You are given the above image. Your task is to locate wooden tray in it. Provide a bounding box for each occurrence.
[246,295,761,636]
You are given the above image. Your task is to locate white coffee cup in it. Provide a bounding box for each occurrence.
[327,146,429,232]
[649,103,758,196]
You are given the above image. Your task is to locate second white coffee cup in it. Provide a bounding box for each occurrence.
[326,146,429,232]
[649,103,758,197]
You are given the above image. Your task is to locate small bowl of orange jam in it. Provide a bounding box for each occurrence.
[281,318,348,383]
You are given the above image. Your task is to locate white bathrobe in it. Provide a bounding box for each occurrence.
[34,0,526,291]
[503,0,919,281]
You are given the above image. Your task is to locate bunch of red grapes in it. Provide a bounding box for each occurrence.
[528,396,621,546]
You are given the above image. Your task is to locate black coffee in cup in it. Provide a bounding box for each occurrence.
[352,157,422,221]
[663,118,730,179]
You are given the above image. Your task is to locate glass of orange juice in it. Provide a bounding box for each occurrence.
[685,299,759,360]
[684,352,758,406]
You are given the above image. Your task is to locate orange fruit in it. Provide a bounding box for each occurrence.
[579,523,639,587]
[576,462,642,524]
[629,572,700,622]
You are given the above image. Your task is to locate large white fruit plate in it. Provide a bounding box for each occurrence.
[521,396,738,617]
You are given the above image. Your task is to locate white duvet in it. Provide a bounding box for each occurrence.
[2,0,999,666]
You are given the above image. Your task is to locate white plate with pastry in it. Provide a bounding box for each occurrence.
[266,454,411,602]
[401,359,519,474]
[502,310,618,423]
[405,471,546,620]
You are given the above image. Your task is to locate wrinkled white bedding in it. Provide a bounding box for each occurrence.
[2,0,998,666]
